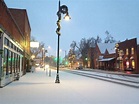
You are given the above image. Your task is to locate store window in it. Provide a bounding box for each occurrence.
[119,61,124,70]
[17,55,20,72]
[13,53,15,73]
[18,56,20,72]
[132,60,135,69]
[14,54,17,72]
[3,48,9,75]
[22,57,24,71]
[11,52,14,73]
[8,51,12,74]
[126,61,129,68]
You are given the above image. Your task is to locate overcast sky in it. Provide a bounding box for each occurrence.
[5,0,139,57]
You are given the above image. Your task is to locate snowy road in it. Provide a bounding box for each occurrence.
[65,69,139,88]
[0,67,139,104]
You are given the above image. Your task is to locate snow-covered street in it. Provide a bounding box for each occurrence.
[65,69,139,88]
[0,67,139,104]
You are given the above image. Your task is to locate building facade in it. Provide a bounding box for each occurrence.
[88,38,139,74]
[0,0,31,87]
[88,43,116,70]
[115,38,139,73]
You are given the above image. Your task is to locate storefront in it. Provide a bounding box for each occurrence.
[98,57,115,70]
[116,56,124,71]
[0,30,24,87]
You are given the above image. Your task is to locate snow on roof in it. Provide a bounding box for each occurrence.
[99,57,115,62]
[97,43,116,54]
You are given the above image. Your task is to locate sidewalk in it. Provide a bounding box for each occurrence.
[0,67,139,104]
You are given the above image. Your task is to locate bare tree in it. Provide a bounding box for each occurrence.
[30,36,45,58]
[95,35,102,43]
[69,37,96,67]
[70,41,81,58]
[104,31,116,43]
[79,38,95,58]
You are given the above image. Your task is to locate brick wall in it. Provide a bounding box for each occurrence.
[9,8,31,54]
[0,0,25,47]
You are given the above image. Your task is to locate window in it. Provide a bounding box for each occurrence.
[132,60,135,69]
[9,41,11,48]
[18,56,20,72]
[22,57,24,71]
[11,52,14,73]
[8,51,12,74]
[131,48,134,55]
[126,61,129,68]
[13,53,16,73]
[11,43,13,49]
[3,36,23,76]
[16,55,20,72]
[14,54,17,72]
[14,46,17,51]
[126,49,128,55]
[13,45,15,49]
[119,50,124,56]
[4,38,9,46]
[3,48,9,75]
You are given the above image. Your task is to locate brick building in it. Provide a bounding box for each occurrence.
[88,38,139,74]
[115,38,139,73]
[0,0,31,87]
[94,43,116,70]
[88,43,116,70]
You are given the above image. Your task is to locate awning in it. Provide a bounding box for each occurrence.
[98,58,115,62]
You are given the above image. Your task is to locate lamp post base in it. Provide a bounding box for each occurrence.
[55,74,60,83]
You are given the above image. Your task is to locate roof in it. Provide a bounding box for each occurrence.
[97,43,116,54]
[99,57,115,62]
[120,38,139,45]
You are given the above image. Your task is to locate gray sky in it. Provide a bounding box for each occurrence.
[5,0,139,57]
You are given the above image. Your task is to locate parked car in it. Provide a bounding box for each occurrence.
[76,65,83,69]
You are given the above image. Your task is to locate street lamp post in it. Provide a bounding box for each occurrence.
[55,0,71,83]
